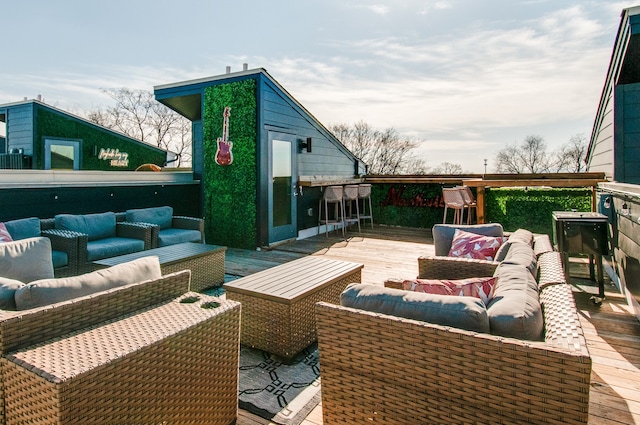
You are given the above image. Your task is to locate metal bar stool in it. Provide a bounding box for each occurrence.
[343,184,361,233]
[318,185,345,237]
[358,184,374,229]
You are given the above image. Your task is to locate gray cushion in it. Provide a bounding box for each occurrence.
[0,277,24,310]
[86,238,145,261]
[55,212,116,241]
[158,228,202,247]
[508,229,534,246]
[15,256,162,310]
[432,223,504,256]
[126,206,173,230]
[488,263,544,340]
[0,237,55,282]
[4,217,41,240]
[501,241,538,277]
[340,283,490,333]
[494,241,512,262]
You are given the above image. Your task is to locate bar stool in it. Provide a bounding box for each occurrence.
[343,185,361,233]
[442,187,465,224]
[318,185,345,237]
[358,184,373,229]
[457,185,477,224]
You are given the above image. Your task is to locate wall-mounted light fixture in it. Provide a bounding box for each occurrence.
[298,137,312,153]
[603,195,612,209]
[621,201,630,216]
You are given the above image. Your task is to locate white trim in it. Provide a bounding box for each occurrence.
[0,170,197,188]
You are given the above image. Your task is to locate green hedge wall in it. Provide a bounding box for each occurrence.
[485,188,592,236]
[35,107,165,170]
[202,79,257,249]
[370,184,592,236]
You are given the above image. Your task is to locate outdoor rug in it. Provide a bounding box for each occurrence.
[238,343,321,425]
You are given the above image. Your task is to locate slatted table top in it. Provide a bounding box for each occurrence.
[223,256,363,304]
[93,242,225,267]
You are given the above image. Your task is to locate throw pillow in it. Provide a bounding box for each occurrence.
[402,276,497,305]
[0,223,13,243]
[448,229,506,260]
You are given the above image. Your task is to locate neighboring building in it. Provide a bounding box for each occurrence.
[588,6,640,321]
[0,99,169,171]
[155,67,365,249]
[586,6,640,183]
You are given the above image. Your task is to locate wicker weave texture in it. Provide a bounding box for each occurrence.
[0,271,191,425]
[3,293,241,425]
[418,255,499,279]
[229,269,361,360]
[316,301,591,425]
[162,248,225,292]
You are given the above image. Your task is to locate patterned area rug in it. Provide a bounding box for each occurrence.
[238,343,321,425]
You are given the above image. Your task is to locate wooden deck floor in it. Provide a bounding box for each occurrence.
[226,225,640,425]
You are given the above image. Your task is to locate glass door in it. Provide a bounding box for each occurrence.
[268,131,297,243]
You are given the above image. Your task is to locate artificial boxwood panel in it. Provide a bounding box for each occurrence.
[485,188,592,236]
[202,79,257,249]
[35,107,165,170]
[372,184,444,229]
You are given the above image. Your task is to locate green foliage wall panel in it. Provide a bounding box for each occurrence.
[372,184,444,229]
[485,188,592,236]
[35,108,165,170]
[370,184,592,236]
[203,79,257,249]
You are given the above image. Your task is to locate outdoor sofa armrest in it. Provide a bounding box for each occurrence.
[41,228,86,275]
[418,256,499,279]
[116,221,155,250]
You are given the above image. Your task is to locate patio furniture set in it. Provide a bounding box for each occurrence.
[318,183,373,236]
[0,215,591,424]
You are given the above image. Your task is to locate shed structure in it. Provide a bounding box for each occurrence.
[586,6,640,183]
[154,67,364,249]
[0,99,169,171]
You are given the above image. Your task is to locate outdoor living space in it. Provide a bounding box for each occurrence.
[225,225,640,425]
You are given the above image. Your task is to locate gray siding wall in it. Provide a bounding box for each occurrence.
[262,84,356,177]
[6,104,34,155]
[620,84,640,183]
[589,85,614,179]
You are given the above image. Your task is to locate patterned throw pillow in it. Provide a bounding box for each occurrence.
[402,277,498,305]
[0,223,13,243]
[448,229,506,260]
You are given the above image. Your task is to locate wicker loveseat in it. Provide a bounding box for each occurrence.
[0,237,241,424]
[316,226,592,424]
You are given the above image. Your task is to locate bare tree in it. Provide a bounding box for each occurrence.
[494,135,551,173]
[86,88,192,167]
[553,134,588,172]
[430,162,464,174]
[329,120,427,174]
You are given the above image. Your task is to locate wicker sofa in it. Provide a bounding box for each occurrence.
[0,237,241,424]
[316,226,592,424]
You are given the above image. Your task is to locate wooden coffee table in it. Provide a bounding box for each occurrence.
[223,256,363,360]
[93,242,226,292]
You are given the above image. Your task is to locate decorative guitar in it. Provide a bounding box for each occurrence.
[215,107,233,166]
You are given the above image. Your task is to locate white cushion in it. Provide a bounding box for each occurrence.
[0,237,54,283]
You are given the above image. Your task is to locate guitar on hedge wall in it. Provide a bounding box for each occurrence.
[215,107,233,166]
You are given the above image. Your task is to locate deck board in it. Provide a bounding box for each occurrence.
[227,225,640,425]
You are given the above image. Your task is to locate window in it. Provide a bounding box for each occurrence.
[44,139,80,170]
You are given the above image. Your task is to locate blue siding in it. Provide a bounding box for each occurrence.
[260,78,357,177]
[6,104,34,155]
[620,84,640,183]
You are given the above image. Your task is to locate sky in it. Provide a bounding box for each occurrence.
[0,0,635,173]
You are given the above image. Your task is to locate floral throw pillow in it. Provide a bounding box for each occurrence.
[0,223,13,243]
[402,277,497,305]
[448,229,506,261]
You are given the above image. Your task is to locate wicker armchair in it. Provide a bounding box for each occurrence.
[316,237,592,424]
[0,270,241,425]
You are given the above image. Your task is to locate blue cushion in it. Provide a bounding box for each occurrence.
[56,212,116,241]
[4,217,41,240]
[86,238,145,261]
[158,228,202,247]
[126,206,173,230]
[51,250,68,268]
[432,224,504,256]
